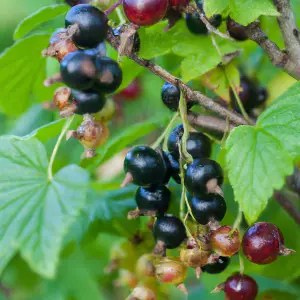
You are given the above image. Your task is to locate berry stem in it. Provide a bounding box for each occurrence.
[116,7,126,24]
[105,0,123,16]
[231,207,243,232]
[151,113,179,149]
[239,251,245,274]
[48,115,75,181]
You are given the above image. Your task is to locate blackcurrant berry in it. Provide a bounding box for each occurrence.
[93,56,123,94]
[168,124,211,159]
[169,0,189,9]
[124,146,167,186]
[211,226,240,257]
[71,89,106,114]
[257,87,268,105]
[224,273,258,300]
[135,184,171,215]
[60,51,96,90]
[184,158,223,196]
[226,17,248,41]
[163,152,181,184]
[161,82,180,111]
[202,256,230,274]
[65,0,90,6]
[84,42,107,58]
[117,79,142,101]
[190,194,227,225]
[113,25,141,54]
[242,222,293,265]
[65,4,108,48]
[123,0,168,26]
[153,215,186,249]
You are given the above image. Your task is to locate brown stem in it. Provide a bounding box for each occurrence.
[106,27,248,126]
[274,191,300,225]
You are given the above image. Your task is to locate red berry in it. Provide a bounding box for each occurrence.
[123,0,168,26]
[169,0,189,8]
[117,79,142,100]
[224,273,258,300]
[211,226,240,257]
[242,222,285,265]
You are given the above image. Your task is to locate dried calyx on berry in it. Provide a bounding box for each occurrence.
[242,222,295,265]
[213,273,258,300]
[185,0,222,35]
[65,4,108,48]
[190,193,227,225]
[167,124,211,159]
[123,0,168,26]
[128,184,171,219]
[211,226,240,257]
[126,286,156,300]
[53,87,72,110]
[184,158,224,196]
[153,215,186,251]
[123,146,167,187]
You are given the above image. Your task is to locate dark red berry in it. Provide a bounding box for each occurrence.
[190,194,226,225]
[84,42,106,58]
[211,226,240,257]
[153,215,186,249]
[135,184,171,215]
[184,158,223,197]
[71,89,106,114]
[168,124,211,159]
[242,222,286,265]
[169,0,189,9]
[123,0,168,26]
[65,4,108,48]
[117,79,142,100]
[202,256,230,274]
[124,146,167,186]
[93,56,123,94]
[163,152,180,184]
[226,17,248,41]
[60,51,96,90]
[224,273,258,300]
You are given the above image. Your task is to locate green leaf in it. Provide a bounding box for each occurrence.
[204,0,230,17]
[226,126,293,223]
[258,82,300,158]
[13,5,69,40]
[0,34,54,116]
[139,21,174,59]
[0,136,89,278]
[229,0,280,26]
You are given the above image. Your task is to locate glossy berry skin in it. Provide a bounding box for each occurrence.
[135,184,171,215]
[123,0,168,26]
[65,4,108,48]
[71,89,106,114]
[242,222,284,265]
[190,194,226,225]
[94,56,123,94]
[60,51,96,90]
[153,215,186,249]
[169,0,189,8]
[202,256,230,274]
[211,226,240,257]
[161,82,180,111]
[163,152,180,184]
[227,18,248,41]
[117,79,142,100]
[168,124,212,159]
[84,42,107,58]
[124,146,167,186]
[224,274,258,300]
[184,158,223,197]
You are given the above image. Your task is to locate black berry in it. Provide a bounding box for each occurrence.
[135,184,171,215]
[71,89,106,114]
[60,51,96,90]
[65,0,90,6]
[202,256,230,274]
[190,194,226,225]
[65,4,108,48]
[184,158,223,196]
[124,146,167,186]
[93,56,123,94]
[226,17,248,41]
[168,124,211,159]
[84,42,107,58]
[113,25,141,53]
[161,82,180,111]
[153,215,186,249]
[163,152,181,184]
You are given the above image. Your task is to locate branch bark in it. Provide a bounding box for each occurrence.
[106,28,248,126]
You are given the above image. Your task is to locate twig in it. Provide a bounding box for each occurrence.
[274,191,300,225]
[106,27,248,126]
[187,112,236,133]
